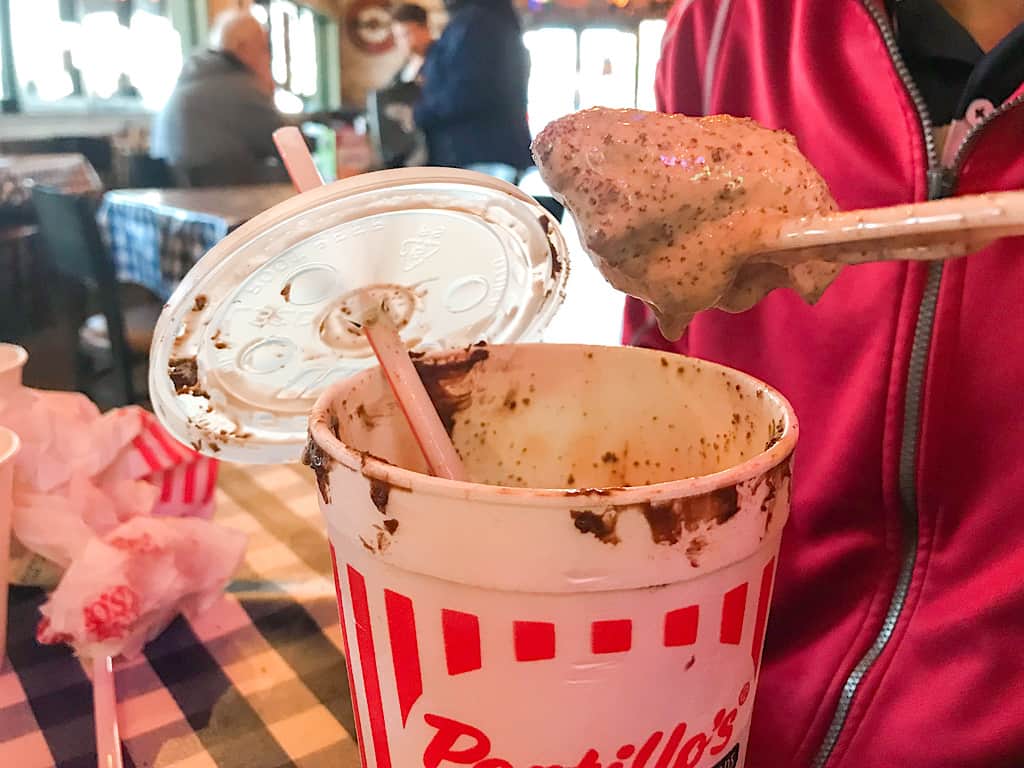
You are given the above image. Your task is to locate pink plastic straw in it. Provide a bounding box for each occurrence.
[93,655,123,768]
[362,313,468,481]
[273,132,468,481]
[273,127,324,193]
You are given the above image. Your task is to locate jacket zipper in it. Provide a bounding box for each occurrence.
[945,94,1024,185]
[811,2,944,765]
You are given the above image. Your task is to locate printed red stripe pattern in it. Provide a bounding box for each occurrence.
[591,619,632,654]
[201,459,218,503]
[182,461,198,503]
[750,558,776,670]
[131,435,163,473]
[329,547,368,768]
[144,417,182,466]
[720,583,749,645]
[146,418,189,465]
[513,621,556,662]
[160,472,174,503]
[347,564,393,768]
[441,610,482,675]
[384,590,423,726]
[664,605,700,647]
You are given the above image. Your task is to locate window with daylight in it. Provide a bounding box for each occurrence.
[523,18,669,136]
[4,0,193,111]
[253,0,332,114]
[523,27,577,137]
[636,18,666,110]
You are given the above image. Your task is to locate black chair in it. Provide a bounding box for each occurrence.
[126,154,174,189]
[30,187,162,405]
[0,223,40,339]
[59,136,114,178]
[170,156,290,188]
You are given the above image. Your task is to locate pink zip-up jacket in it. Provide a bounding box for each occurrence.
[623,1,1024,766]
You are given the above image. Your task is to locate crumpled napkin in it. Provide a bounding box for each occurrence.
[0,387,247,658]
[36,516,247,658]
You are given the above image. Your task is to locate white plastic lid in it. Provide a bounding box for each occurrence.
[148,168,569,464]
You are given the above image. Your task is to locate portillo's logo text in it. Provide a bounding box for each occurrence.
[422,705,741,768]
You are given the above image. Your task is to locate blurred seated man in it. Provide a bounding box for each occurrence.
[151,10,287,187]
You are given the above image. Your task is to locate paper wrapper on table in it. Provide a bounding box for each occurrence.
[0,387,219,587]
[308,345,797,768]
[35,516,247,659]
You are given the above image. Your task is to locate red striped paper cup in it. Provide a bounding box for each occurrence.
[309,344,797,768]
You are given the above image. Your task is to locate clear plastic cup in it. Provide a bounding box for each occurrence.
[308,343,796,768]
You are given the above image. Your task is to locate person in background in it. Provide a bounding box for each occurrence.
[390,3,434,86]
[151,10,286,187]
[413,0,532,178]
[367,3,433,169]
[627,1,1024,766]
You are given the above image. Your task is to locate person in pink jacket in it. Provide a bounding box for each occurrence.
[624,1,1024,766]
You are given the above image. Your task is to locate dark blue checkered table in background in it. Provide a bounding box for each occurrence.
[98,185,294,300]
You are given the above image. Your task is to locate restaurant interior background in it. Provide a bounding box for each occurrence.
[0,0,669,407]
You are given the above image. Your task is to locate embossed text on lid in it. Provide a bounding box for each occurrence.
[148,168,570,464]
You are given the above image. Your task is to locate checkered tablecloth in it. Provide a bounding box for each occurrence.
[1,462,362,768]
[98,196,229,301]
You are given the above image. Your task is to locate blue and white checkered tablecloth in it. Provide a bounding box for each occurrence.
[98,197,230,300]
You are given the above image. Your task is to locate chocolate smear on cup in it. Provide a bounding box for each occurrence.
[765,417,785,450]
[355,404,379,429]
[759,458,792,535]
[640,487,740,546]
[686,536,708,567]
[571,509,620,545]
[302,435,333,504]
[369,479,391,514]
[641,503,684,545]
[503,389,518,411]
[302,411,339,504]
[413,346,489,435]
[358,451,412,493]
[361,522,396,553]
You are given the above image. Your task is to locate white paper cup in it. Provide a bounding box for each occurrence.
[309,344,797,768]
[0,344,27,393]
[0,426,21,665]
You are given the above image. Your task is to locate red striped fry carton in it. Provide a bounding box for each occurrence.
[131,411,218,519]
